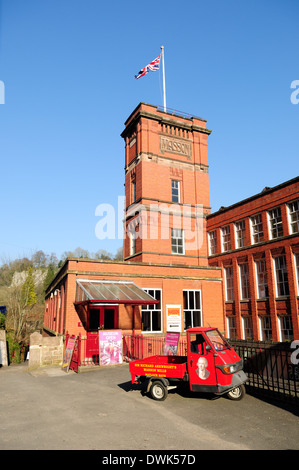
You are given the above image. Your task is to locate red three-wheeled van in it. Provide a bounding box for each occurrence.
[129,327,248,401]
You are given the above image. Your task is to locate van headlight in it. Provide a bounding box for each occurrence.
[220,363,239,374]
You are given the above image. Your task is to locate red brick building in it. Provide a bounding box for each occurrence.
[43,103,224,356]
[207,177,299,342]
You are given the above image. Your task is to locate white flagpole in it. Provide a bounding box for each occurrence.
[160,45,166,112]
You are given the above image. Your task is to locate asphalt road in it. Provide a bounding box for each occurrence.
[0,362,298,451]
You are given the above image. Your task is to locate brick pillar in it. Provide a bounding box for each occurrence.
[265,249,279,341]
[232,258,242,339]
[248,253,259,340]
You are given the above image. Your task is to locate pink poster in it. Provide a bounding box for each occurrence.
[164,332,180,356]
[99,330,123,366]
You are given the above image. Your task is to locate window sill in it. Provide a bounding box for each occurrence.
[141,331,164,336]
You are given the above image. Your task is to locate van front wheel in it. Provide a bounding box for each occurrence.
[226,384,246,401]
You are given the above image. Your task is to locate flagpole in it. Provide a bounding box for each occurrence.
[160,45,166,112]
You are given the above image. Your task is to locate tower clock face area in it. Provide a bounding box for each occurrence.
[122,103,212,265]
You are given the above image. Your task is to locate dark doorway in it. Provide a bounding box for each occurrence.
[88,306,118,331]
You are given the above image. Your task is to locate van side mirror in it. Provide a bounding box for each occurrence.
[206,345,211,352]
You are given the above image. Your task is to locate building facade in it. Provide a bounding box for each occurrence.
[43,103,224,353]
[207,177,299,342]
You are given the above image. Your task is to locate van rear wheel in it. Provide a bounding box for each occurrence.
[226,384,245,401]
[150,381,168,401]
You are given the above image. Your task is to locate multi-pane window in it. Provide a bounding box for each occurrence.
[171,180,180,203]
[268,207,283,239]
[239,263,250,300]
[242,316,253,340]
[235,220,246,248]
[209,230,217,255]
[221,225,231,252]
[288,200,299,234]
[279,316,293,342]
[224,266,234,301]
[251,214,264,244]
[227,316,237,340]
[183,290,202,330]
[255,259,269,299]
[171,228,184,254]
[259,316,272,341]
[274,255,289,296]
[141,289,162,332]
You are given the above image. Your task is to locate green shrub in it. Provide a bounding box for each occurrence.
[0,313,5,329]
[6,331,22,363]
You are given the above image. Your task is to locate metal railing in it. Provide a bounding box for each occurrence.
[122,334,187,361]
[230,339,299,405]
[156,105,204,121]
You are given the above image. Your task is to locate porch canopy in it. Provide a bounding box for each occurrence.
[75,279,158,306]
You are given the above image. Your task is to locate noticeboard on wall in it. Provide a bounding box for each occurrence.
[166,305,182,333]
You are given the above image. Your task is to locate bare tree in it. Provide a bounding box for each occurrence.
[6,267,37,343]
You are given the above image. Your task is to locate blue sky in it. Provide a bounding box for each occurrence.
[0,0,298,263]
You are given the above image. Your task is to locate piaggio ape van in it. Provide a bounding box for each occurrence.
[129,327,248,401]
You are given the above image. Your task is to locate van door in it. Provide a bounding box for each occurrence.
[188,332,217,392]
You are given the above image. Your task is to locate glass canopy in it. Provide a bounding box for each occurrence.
[75,279,158,305]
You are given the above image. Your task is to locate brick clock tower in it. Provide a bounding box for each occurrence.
[121,103,212,266]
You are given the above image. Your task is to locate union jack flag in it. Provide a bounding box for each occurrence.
[135,54,161,79]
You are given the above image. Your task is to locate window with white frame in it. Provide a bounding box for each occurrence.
[259,316,272,341]
[221,225,231,252]
[255,259,269,299]
[288,199,299,234]
[171,228,184,254]
[235,220,246,248]
[183,290,202,330]
[141,289,162,332]
[279,316,293,342]
[224,266,234,301]
[268,207,283,239]
[294,253,299,294]
[274,255,289,297]
[226,316,237,340]
[239,263,250,300]
[251,213,264,244]
[171,180,180,203]
[242,316,253,340]
[208,230,217,255]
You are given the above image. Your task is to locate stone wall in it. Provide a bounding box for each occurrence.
[0,330,8,367]
[29,331,64,368]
